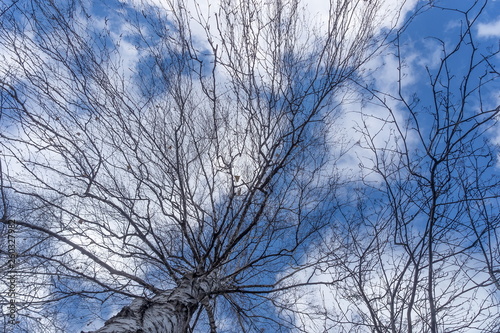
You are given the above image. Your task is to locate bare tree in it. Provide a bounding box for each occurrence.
[0,0,402,331]
[293,1,499,332]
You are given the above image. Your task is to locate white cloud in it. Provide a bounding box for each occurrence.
[477,19,500,37]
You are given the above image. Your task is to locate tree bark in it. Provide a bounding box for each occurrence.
[84,274,213,333]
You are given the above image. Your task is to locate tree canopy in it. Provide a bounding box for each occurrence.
[0,0,498,332]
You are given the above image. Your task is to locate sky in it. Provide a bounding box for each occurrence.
[1,0,499,332]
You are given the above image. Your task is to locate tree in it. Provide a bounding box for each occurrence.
[280,1,499,332]
[0,0,403,331]
[2,0,498,332]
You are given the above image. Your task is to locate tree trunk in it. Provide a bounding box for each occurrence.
[84,274,212,333]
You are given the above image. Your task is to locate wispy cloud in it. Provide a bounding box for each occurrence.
[477,19,500,37]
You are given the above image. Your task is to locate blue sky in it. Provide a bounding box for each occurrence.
[1,0,499,332]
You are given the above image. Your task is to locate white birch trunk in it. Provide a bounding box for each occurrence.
[84,275,212,333]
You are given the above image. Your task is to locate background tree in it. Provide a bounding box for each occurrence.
[281,1,499,332]
[0,0,404,331]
